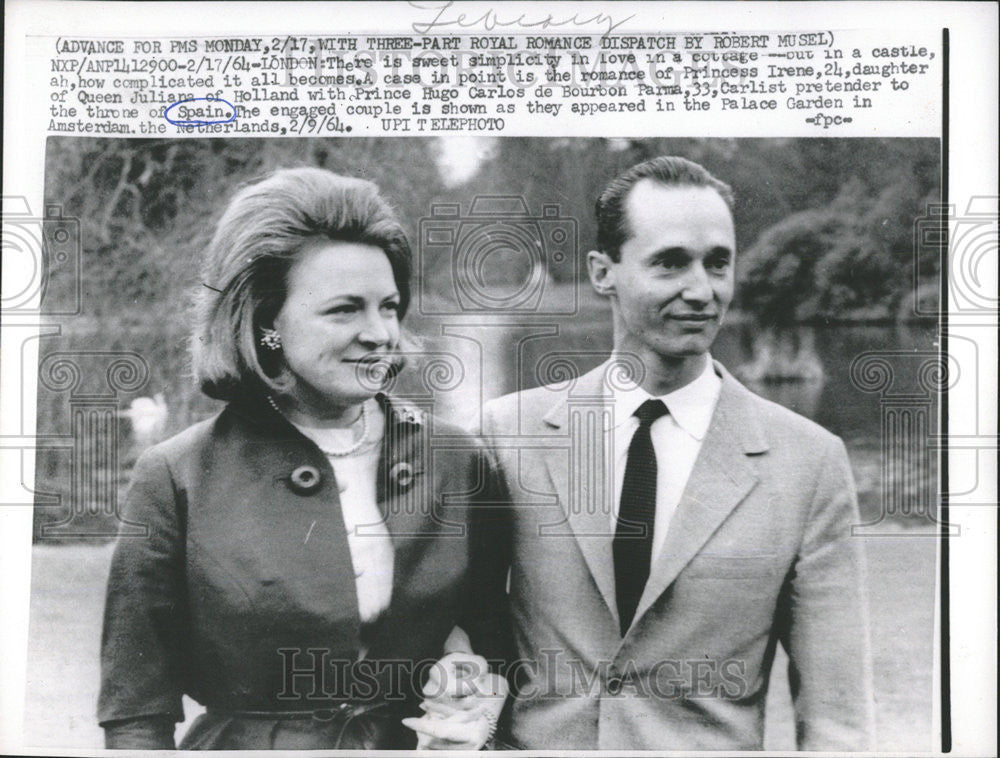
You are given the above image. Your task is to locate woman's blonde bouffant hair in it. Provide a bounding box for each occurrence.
[191,167,412,402]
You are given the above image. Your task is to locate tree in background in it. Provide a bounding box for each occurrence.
[739,167,940,325]
[736,158,939,380]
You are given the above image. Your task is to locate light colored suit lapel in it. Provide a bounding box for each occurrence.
[540,362,620,625]
[633,365,769,625]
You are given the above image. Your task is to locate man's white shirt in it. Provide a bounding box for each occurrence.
[608,355,721,569]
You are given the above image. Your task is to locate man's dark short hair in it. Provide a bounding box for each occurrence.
[595,156,734,262]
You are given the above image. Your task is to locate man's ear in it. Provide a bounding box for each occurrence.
[587,249,616,297]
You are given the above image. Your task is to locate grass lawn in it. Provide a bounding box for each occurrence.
[24,535,937,750]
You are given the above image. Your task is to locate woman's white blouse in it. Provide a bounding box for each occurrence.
[291,401,393,627]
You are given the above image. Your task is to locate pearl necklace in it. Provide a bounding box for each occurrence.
[266,395,371,457]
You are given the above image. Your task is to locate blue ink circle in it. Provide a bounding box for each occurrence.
[164,97,237,127]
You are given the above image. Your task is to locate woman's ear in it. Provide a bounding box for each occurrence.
[587,249,616,297]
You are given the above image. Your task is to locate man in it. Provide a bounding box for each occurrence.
[479,156,876,750]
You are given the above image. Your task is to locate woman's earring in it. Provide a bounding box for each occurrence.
[260,328,282,351]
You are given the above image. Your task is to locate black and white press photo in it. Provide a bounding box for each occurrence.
[2,2,996,756]
[24,135,943,751]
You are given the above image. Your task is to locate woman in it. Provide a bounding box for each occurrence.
[98,168,508,750]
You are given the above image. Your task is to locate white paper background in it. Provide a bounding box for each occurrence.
[3,2,996,755]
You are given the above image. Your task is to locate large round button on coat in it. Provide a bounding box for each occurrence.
[289,465,322,494]
[389,461,414,489]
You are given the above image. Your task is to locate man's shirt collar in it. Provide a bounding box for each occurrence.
[609,356,721,441]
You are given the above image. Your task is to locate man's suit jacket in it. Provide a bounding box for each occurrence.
[481,360,875,751]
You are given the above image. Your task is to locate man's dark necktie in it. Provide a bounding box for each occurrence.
[614,398,668,636]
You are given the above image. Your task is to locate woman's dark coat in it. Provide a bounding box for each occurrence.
[98,393,509,749]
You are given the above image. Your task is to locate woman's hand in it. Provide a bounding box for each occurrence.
[402,699,491,750]
[424,651,490,701]
[402,651,508,750]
